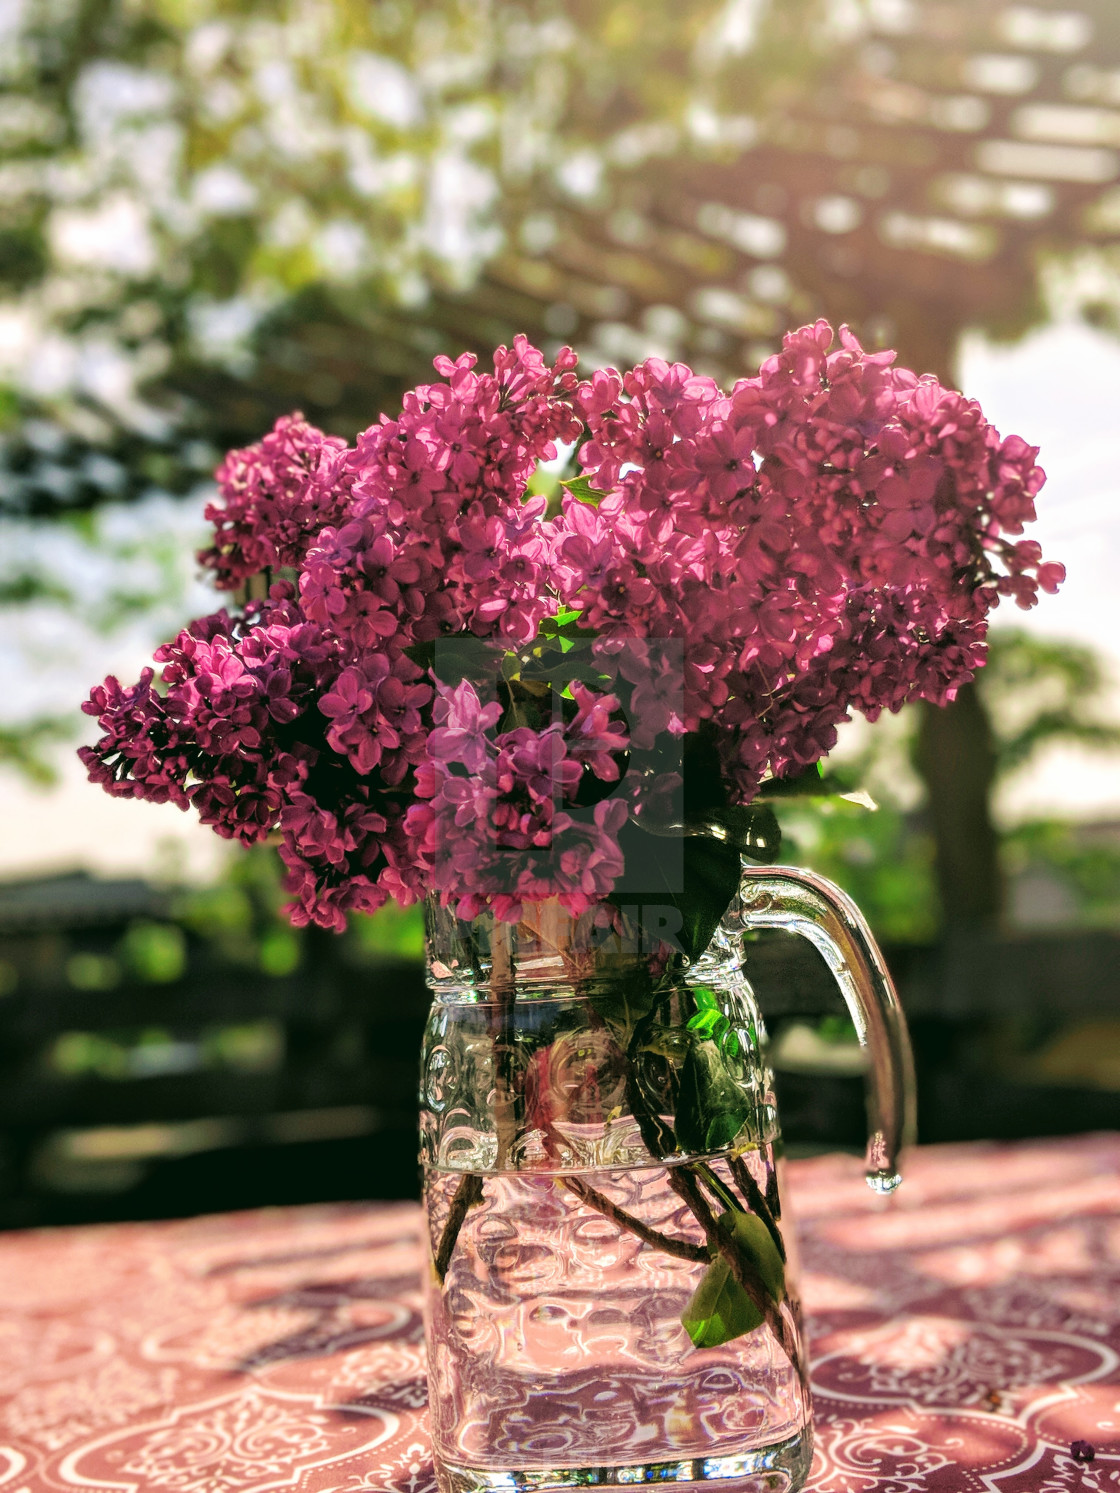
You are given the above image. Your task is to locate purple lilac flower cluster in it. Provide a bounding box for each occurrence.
[410,679,631,922]
[552,321,1061,800]
[81,325,1062,928]
[198,415,354,587]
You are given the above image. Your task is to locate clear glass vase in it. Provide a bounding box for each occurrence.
[419,866,915,1493]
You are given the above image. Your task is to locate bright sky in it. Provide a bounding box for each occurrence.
[1,317,1118,883]
[958,320,1120,825]
[0,491,233,883]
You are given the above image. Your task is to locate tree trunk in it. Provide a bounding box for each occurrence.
[891,319,1004,933]
[914,684,1003,931]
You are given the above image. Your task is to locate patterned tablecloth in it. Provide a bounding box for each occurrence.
[2,1133,1118,1493]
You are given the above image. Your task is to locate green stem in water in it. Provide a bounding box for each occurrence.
[490,924,519,1171]
[694,1161,739,1215]
[622,987,800,1369]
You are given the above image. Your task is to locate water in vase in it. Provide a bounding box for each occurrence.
[423,1147,811,1493]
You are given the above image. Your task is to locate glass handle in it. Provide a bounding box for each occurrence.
[732,865,917,1193]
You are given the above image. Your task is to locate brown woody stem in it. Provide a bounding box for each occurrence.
[560,1176,707,1263]
[434,1172,484,1283]
[727,1152,787,1263]
[765,1149,782,1221]
[668,1163,801,1370]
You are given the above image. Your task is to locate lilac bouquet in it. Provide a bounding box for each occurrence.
[81,322,1062,936]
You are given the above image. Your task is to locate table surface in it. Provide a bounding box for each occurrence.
[2,1133,1118,1493]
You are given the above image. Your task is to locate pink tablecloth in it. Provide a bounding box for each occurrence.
[2,1134,1118,1492]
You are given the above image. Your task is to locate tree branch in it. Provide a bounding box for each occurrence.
[560,1175,707,1262]
[433,1171,484,1283]
[727,1152,787,1263]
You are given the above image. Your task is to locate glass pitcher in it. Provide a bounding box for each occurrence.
[419,864,916,1493]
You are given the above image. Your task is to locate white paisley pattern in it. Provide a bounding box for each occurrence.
[0,1139,1116,1491]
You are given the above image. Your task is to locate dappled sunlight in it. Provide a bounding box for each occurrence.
[812,1312,1110,1411]
[799,1272,878,1313]
[818,1317,975,1377]
[913,1226,1099,1288]
[790,1137,1120,1257]
[0,1137,1116,1491]
[790,1135,1119,1223]
[793,1139,1120,1487]
[809,1401,1032,1492]
[819,1171,1120,1252]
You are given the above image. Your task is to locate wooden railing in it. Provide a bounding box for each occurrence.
[0,874,1116,1227]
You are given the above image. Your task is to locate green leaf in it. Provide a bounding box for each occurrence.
[681,1211,786,1350]
[757,762,823,797]
[428,636,504,686]
[675,1033,750,1152]
[687,1007,725,1038]
[403,639,435,671]
[537,609,589,643]
[585,962,660,1036]
[608,827,744,967]
[499,697,541,730]
[520,648,610,691]
[682,1253,764,1348]
[558,474,607,505]
[678,834,746,959]
[721,1209,786,1304]
[756,765,875,808]
[689,805,782,863]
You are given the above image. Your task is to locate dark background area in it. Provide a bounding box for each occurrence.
[0,864,1115,1230]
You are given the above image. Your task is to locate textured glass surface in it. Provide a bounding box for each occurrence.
[424,1154,810,1486]
[420,868,915,1493]
[727,867,916,1190]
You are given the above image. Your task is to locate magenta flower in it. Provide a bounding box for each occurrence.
[320,667,374,725]
[199,415,352,588]
[427,680,503,773]
[81,325,1062,928]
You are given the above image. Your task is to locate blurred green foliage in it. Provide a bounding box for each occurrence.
[2,0,819,485]
[0,715,75,783]
[120,920,187,983]
[778,798,940,945]
[47,1020,283,1079]
[1003,820,1120,931]
[65,950,122,991]
[781,629,1120,941]
[979,630,1120,773]
[173,839,424,969]
[172,845,295,969]
[348,899,425,963]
